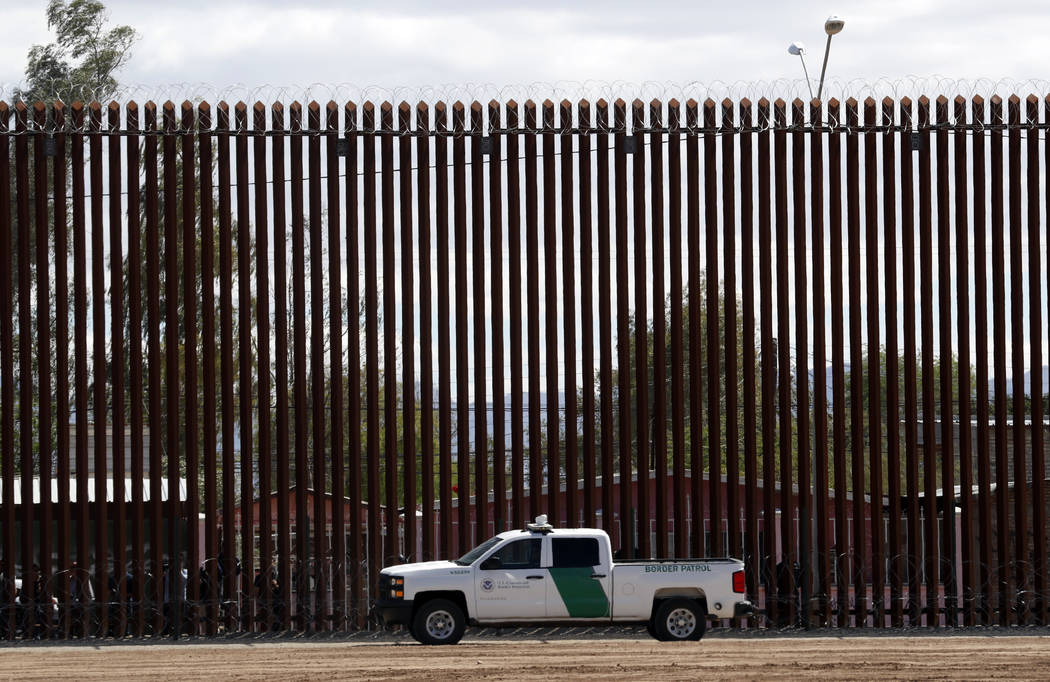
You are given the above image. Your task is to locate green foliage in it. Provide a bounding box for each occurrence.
[16,0,136,105]
[7,0,136,477]
[840,347,978,491]
[597,273,768,480]
[609,276,985,498]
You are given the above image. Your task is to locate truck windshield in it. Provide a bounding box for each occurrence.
[454,536,503,566]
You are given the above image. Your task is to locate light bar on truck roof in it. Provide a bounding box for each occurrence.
[526,514,554,533]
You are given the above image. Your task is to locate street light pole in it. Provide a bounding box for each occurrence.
[816,15,845,101]
[784,11,845,629]
[789,15,845,102]
[789,42,815,100]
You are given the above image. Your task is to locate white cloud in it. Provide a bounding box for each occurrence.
[8,0,1050,93]
[0,8,52,83]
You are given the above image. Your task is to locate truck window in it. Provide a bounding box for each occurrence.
[487,539,541,569]
[552,538,600,568]
[455,536,503,565]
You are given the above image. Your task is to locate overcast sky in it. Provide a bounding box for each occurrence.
[2,0,1050,97]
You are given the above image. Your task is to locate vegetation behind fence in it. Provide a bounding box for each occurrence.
[0,93,1048,638]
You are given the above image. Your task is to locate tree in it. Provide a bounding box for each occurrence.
[610,273,982,497]
[6,0,137,477]
[598,274,766,482]
[8,0,136,278]
[16,0,136,106]
[8,0,137,312]
[841,348,977,490]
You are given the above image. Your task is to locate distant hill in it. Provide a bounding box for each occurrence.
[817,364,1050,400]
[1018,366,1050,396]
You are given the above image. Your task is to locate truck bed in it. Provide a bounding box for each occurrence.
[610,558,744,620]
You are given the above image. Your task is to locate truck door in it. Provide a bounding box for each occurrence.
[473,538,546,621]
[546,537,611,619]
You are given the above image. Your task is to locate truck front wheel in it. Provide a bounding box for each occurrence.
[411,598,466,645]
[652,598,706,642]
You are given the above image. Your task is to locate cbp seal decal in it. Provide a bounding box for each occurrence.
[481,578,495,592]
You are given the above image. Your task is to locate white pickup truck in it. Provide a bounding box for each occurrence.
[374,516,752,644]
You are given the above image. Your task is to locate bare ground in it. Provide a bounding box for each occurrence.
[2,633,1049,680]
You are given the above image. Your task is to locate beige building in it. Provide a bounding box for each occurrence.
[65,423,150,476]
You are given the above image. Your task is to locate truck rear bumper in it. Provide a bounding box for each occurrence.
[733,601,755,619]
[373,598,413,626]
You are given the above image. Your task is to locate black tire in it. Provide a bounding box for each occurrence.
[410,599,466,645]
[652,598,706,642]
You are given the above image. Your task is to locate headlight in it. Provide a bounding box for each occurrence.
[379,574,405,599]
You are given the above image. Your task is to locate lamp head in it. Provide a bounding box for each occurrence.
[824,15,845,35]
[788,41,806,56]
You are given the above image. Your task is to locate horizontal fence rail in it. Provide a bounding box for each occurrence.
[0,94,1048,639]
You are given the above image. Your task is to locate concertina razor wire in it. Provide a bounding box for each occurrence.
[4,77,1050,136]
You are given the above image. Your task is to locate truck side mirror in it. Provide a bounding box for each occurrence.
[480,556,501,570]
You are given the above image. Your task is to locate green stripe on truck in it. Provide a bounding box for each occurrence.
[548,567,610,618]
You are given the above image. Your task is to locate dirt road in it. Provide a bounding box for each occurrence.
[2,633,1048,680]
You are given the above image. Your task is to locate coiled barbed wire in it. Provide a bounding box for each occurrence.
[6,76,1050,108]
[3,77,1050,135]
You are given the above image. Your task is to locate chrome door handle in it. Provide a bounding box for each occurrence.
[526,575,544,580]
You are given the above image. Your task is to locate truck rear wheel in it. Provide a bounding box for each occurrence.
[652,598,706,642]
[410,598,465,645]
